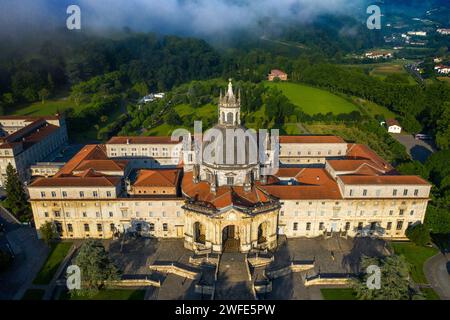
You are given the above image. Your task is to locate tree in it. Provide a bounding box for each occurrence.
[352,255,423,300]
[405,223,431,246]
[71,240,120,297]
[4,164,31,221]
[424,205,450,234]
[39,222,58,245]
[38,88,50,104]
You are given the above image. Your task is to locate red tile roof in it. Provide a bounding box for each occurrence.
[260,168,343,200]
[279,135,346,144]
[270,69,287,76]
[327,159,385,174]
[346,144,393,171]
[133,169,181,187]
[386,119,400,127]
[338,175,430,185]
[74,159,128,173]
[30,176,121,187]
[182,172,275,209]
[107,136,181,145]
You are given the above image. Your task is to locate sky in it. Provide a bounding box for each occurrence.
[0,0,368,38]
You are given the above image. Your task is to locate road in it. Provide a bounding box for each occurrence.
[391,133,435,163]
[424,253,450,300]
[0,207,48,300]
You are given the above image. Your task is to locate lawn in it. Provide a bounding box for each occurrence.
[33,242,73,285]
[264,81,358,115]
[320,288,357,300]
[351,97,397,119]
[391,242,438,284]
[60,289,146,300]
[8,93,84,117]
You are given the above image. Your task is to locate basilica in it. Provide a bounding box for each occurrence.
[29,80,431,253]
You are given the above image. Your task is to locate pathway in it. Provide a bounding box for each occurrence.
[424,253,450,300]
[214,253,254,300]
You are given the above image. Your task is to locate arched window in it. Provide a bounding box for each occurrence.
[226,112,233,124]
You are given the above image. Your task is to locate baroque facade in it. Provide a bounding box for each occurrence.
[29,81,431,253]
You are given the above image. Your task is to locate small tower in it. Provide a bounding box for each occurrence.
[218,79,241,126]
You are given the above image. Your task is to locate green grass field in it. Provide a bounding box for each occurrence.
[33,242,73,285]
[8,93,83,117]
[264,81,358,115]
[351,97,397,119]
[320,288,357,300]
[60,289,146,300]
[421,287,441,300]
[391,242,438,284]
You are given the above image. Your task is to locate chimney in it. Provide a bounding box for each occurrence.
[126,139,130,145]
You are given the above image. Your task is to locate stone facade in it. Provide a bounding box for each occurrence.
[28,81,431,253]
[0,115,68,186]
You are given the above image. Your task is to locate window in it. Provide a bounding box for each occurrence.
[82,212,87,218]
[54,211,61,217]
[389,210,393,216]
[293,223,298,231]
[410,210,414,216]
[110,223,115,232]
[62,191,67,198]
[106,191,112,197]
[227,177,234,185]
[84,224,90,232]
[357,222,363,230]
[414,189,419,196]
[393,189,397,196]
[386,222,392,230]
[319,222,324,231]
[66,212,70,218]
[149,223,155,232]
[67,224,73,232]
[396,221,404,230]
[399,209,404,216]
[109,212,113,217]
[306,222,311,231]
[345,222,350,231]
[44,212,49,218]
[363,189,368,196]
[51,191,56,198]
[349,189,353,196]
[96,212,101,218]
[403,189,408,196]
[41,192,46,198]
[280,211,284,216]
[93,191,98,198]
[79,191,85,198]
[163,223,168,232]
[97,224,102,232]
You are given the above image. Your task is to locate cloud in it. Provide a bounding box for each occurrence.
[0,0,365,38]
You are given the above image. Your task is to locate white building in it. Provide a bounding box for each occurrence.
[0,115,68,186]
[29,81,430,253]
[386,119,402,133]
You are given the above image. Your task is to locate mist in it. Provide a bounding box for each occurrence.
[0,0,367,39]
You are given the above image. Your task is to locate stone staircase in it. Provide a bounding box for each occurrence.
[214,253,255,300]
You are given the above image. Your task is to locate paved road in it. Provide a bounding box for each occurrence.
[215,253,254,300]
[0,209,48,300]
[424,253,450,300]
[391,133,435,163]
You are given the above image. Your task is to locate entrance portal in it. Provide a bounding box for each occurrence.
[222,225,240,252]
